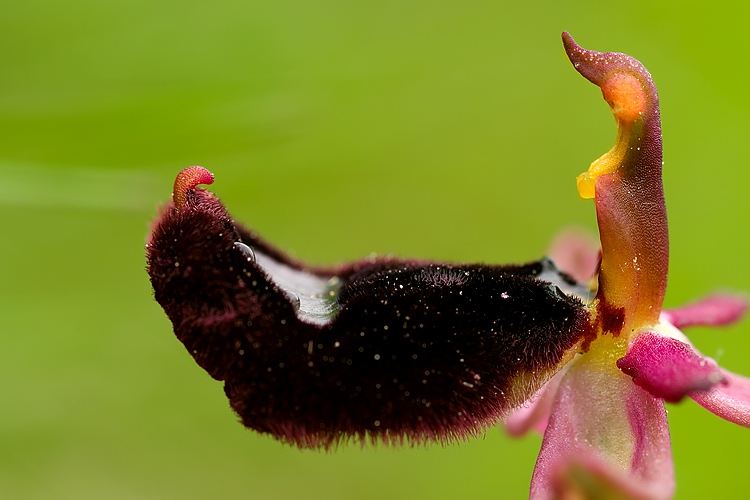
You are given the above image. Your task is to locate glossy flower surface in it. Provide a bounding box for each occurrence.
[506,33,750,499]
[146,33,750,499]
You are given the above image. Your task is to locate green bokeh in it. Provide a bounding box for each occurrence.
[1,1,748,498]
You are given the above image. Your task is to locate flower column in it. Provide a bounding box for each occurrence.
[530,34,674,499]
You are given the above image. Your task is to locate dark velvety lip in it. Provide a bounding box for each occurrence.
[146,168,593,448]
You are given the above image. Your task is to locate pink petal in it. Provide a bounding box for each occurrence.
[661,293,748,329]
[531,362,673,500]
[691,368,750,428]
[548,229,600,283]
[553,456,670,500]
[505,368,567,437]
[616,332,725,403]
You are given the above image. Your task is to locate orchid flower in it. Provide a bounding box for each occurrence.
[146,33,750,499]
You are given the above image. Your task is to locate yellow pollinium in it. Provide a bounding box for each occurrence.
[576,73,647,199]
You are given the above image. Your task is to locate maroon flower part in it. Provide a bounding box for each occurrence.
[147,167,592,448]
[146,32,750,498]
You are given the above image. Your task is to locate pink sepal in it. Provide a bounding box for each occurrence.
[691,368,750,428]
[617,332,725,403]
[548,229,600,283]
[504,368,567,437]
[661,293,748,329]
[553,456,671,500]
[531,364,673,500]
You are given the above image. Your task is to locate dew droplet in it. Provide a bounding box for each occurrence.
[284,290,301,310]
[234,241,256,262]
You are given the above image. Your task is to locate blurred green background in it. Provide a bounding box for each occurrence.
[2,1,748,498]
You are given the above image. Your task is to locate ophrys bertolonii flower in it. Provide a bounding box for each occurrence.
[146,33,749,499]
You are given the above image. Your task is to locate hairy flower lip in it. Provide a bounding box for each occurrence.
[166,174,595,329]
[147,173,596,448]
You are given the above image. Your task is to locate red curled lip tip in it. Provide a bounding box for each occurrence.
[173,166,215,209]
[561,32,653,88]
[562,32,656,129]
